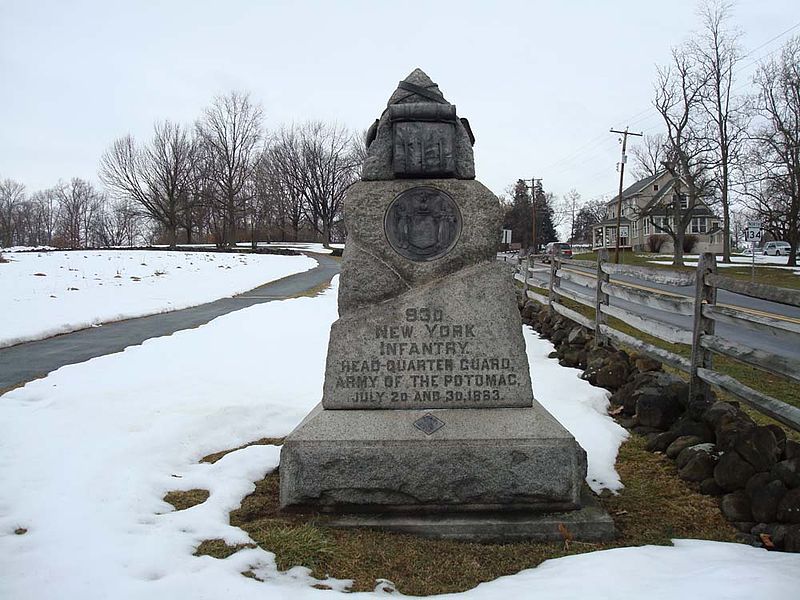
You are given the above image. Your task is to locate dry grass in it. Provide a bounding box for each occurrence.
[163,489,210,511]
[194,434,738,596]
[200,437,284,464]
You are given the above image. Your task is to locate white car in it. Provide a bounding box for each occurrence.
[763,241,792,256]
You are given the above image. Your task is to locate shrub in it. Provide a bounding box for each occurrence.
[682,235,698,253]
[646,234,669,253]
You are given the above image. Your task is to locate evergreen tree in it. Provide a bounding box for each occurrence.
[533,184,558,250]
[504,179,531,248]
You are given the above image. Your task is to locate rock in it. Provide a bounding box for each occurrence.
[714,451,756,492]
[636,393,683,430]
[702,401,738,428]
[677,442,715,469]
[521,301,537,320]
[634,355,662,373]
[567,327,589,346]
[720,491,752,522]
[734,427,779,472]
[734,532,761,546]
[700,477,723,496]
[751,522,788,549]
[646,431,679,453]
[733,521,757,533]
[669,417,714,443]
[631,425,663,437]
[751,480,788,523]
[679,451,717,483]
[714,412,756,452]
[559,350,582,368]
[785,525,800,552]
[666,436,704,460]
[766,424,786,457]
[550,327,568,345]
[785,440,800,461]
[771,458,800,489]
[594,360,629,391]
[746,472,776,498]
[608,379,635,409]
[777,488,800,523]
[547,351,559,359]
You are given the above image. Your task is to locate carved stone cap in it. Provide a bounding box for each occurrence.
[361,69,475,181]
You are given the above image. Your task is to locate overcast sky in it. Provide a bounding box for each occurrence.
[1,0,798,209]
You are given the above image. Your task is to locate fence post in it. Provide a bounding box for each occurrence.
[524,254,531,293]
[689,252,717,403]
[548,252,559,312]
[594,248,609,347]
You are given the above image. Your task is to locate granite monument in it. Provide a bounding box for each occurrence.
[279,69,614,541]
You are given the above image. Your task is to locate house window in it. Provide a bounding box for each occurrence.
[654,184,659,191]
[690,217,707,234]
[643,219,651,235]
[632,220,639,238]
[653,216,670,231]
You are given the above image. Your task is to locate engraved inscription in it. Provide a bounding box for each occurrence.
[331,306,523,407]
[384,187,461,262]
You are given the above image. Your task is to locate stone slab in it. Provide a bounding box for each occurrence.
[279,403,587,513]
[323,262,533,409]
[323,487,616,543]
[338,178,502,314]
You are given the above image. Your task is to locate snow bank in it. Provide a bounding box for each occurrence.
[0,250,316,347]
[1,277,797,599]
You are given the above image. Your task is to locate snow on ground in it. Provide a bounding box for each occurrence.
[1,278,798,598]
[646,253,800,272]
[0,250,316,347]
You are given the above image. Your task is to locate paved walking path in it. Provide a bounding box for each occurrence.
[0,254,340,391]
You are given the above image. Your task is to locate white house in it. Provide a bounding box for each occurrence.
[592,171,724,254]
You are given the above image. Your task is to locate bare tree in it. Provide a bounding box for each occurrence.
[745,35,800,265]
[267,126,309,241]
[296,121,360,246]
[647,45,715,266]
[630,134,666,179]
[195,92,264,247]
[0,178,26,247]
[53,178,104,248]
[99,120,195,248]
[692,0,747,263]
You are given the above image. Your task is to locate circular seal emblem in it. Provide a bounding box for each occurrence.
[384,187,462,262]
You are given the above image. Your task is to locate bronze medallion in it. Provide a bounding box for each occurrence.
[384,187,462,261]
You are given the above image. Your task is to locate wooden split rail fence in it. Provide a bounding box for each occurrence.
[512,250,800,432]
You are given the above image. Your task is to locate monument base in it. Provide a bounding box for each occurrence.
[323,487,616,542]
[280,403,591,515]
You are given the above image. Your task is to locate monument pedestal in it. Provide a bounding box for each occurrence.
[280,404,616,541]
[277,68,615,543]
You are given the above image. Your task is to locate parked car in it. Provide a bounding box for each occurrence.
[763,241,792,256]
[542,242,573,263]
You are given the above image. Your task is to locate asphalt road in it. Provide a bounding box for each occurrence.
[0,253,340,391]
[511,256,800,360]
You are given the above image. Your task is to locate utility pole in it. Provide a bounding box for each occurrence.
[610,127,642,264]
[528,178,542,254]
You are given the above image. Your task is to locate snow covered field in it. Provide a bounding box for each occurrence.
[0,249,316,347]
[647,253,800,273]
[1,277,798,598]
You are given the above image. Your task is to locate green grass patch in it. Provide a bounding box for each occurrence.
[163,489,210,511]
[212,435,737,596]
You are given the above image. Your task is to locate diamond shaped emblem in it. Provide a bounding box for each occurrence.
[413,413,445,435]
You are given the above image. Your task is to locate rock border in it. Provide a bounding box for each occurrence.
[518,293,800,552]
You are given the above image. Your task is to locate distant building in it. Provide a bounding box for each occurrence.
[592,171,723,254]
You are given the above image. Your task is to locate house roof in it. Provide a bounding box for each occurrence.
[607,172,664,205]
